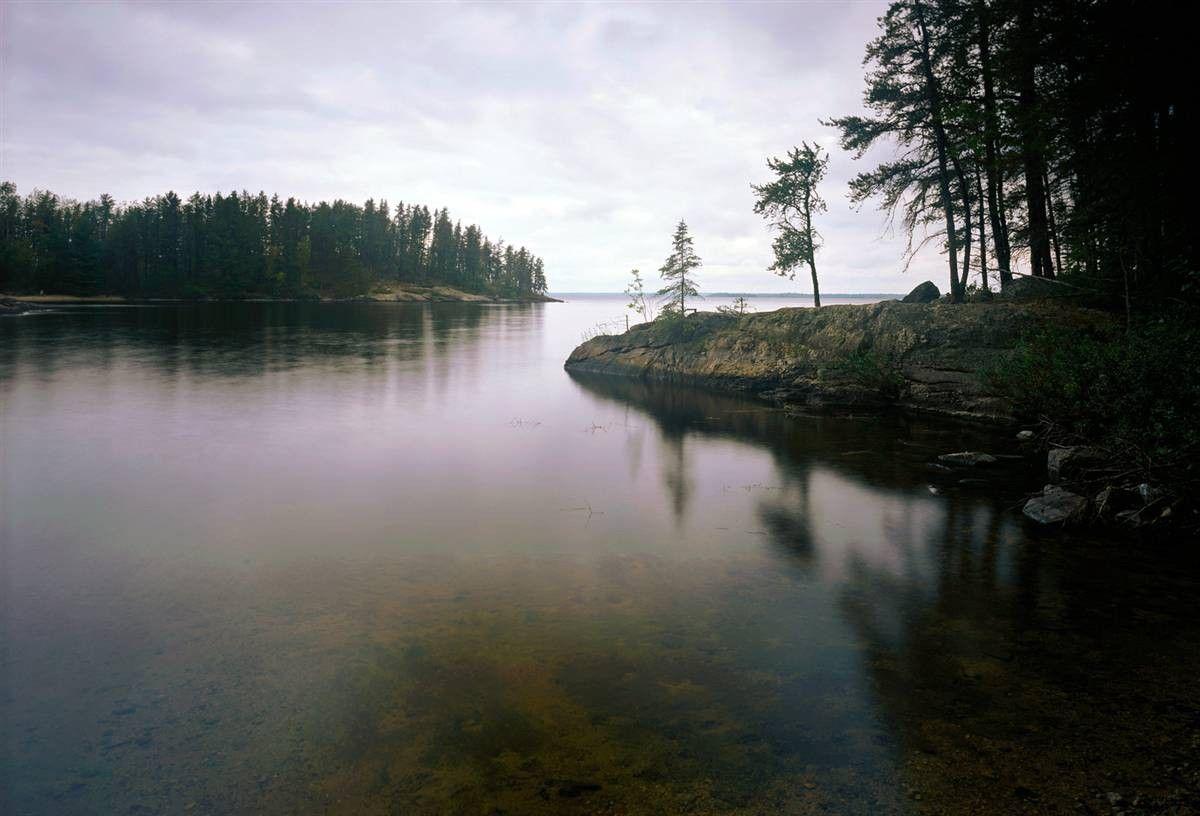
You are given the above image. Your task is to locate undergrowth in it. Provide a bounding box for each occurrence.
[986,314,1200,473]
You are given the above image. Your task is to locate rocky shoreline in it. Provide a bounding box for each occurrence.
[565,298,1110,422]
[1,296,43,315]
[2,286,561,309]
[564,297,1182,531]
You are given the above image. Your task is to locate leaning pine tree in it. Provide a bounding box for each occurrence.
[752,142,828,309]
[657,219,701,315]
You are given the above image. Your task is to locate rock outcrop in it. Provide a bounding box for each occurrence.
[565,300,1111,423]
[1047,446,1108,483]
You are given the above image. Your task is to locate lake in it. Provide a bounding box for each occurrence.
[3,295,1198,815]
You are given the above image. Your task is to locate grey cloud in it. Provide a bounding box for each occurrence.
[3,0,947,292]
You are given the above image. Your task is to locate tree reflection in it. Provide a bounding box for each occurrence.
[838,495,1200,813]
[658,431,693,523]
[568,370,1200,812]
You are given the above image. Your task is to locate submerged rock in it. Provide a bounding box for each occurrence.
[1023,485,1088,525]
[901,281,941,304]
[938,451,998,467]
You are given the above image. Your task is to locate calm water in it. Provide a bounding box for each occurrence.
[3,296,1199,815]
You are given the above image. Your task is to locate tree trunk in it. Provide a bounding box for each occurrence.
[1016,0,1055,278]
[804,191,820,309]
[914,0,962,302]
[1044,169,1064,277]
[952,153,973,295]
[976,165,989,291]
[975,0,1012,287]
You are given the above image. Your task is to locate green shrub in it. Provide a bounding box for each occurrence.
[836,349,904,398]
[651,311,706,343]
[987,315,1200,457]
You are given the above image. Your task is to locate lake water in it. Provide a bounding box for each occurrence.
[3,295,1199,815]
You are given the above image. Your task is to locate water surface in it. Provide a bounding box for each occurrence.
[3,296,1198,815]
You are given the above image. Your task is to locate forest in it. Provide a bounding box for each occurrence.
[0,183,548,300]
[821,0,1192,307]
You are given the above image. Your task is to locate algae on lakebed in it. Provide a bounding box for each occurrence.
[280,553,908,815]
[20,539,1198,816]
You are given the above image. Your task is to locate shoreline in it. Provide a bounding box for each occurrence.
[564,299,1099,423]
[2,286,562,309]
[563,299,1185,531]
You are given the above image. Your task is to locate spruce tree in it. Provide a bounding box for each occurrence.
[656,219,700,315]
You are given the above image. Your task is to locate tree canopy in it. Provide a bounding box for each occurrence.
[656,220,702,315]
[752,142,829,308]
[0,183,549,300]
[826,0,1194,306]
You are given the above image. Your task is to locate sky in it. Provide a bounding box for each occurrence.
[1,0,944,293]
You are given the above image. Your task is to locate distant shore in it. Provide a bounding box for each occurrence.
[3,285,561,309]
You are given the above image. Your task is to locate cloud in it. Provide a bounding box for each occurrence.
[2,0,947,292]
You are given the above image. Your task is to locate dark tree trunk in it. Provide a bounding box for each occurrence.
[952,153,973,293]
[1044,169,1064,277]
[976,166,989,291]
[804,190,820,309]
[1016,0,1055,278]
[975,0,1012,287]
[914,0,963,302]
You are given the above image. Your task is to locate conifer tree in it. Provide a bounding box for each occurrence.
[0,183,547,299]
[656,219,700,315]
[752,142,828,308]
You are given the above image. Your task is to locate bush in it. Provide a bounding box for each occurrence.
[178,283,211,301]
[987,314,1200,458]
[651,310,706,343]
[836,349,904,398]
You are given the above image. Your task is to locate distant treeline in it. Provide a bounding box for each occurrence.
[827,0,1194,305]
[0,182,548,299]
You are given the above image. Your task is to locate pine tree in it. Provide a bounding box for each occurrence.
[752,142,828,308]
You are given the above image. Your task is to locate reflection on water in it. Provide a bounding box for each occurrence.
[3,300,1199,815]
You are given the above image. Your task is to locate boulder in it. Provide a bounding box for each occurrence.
[1000,276,1069,301]
[938,451,998,467]
[902,281,941,304]
[1023,485,1088,525]
[1093,485,1140,520]
[1047,446,1107,483]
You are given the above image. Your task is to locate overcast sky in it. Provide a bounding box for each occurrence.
[1,0,942,293]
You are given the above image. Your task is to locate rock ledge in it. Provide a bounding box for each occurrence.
[565,300,1110,423]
